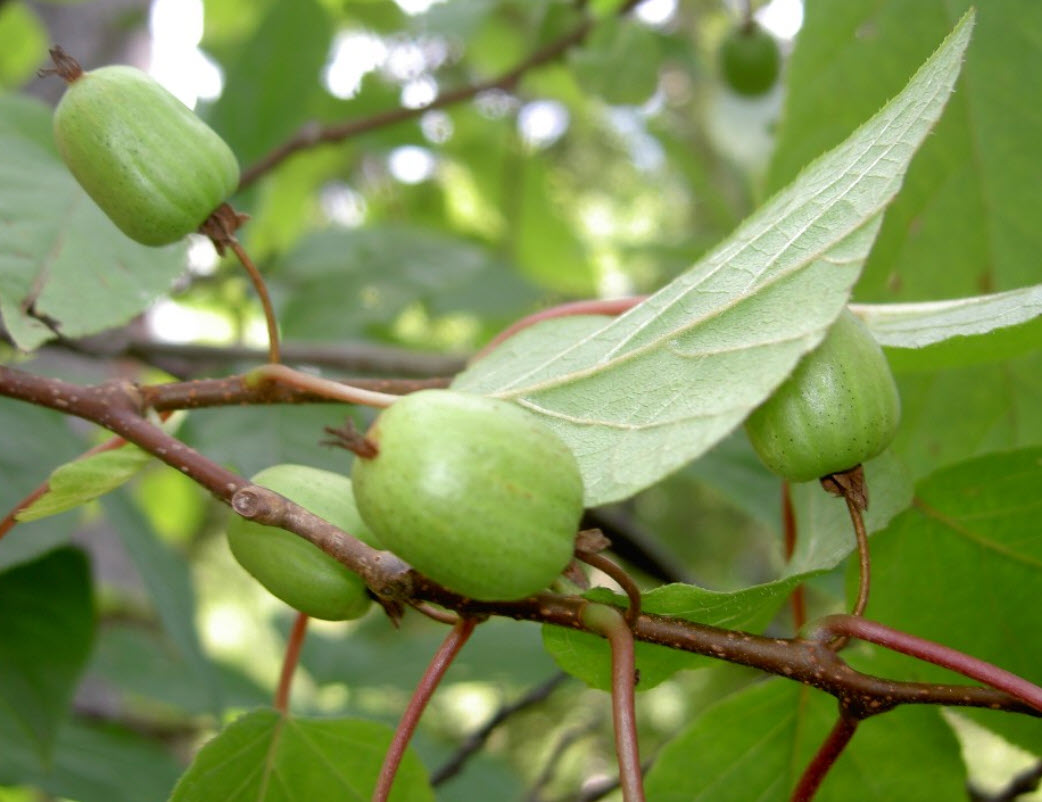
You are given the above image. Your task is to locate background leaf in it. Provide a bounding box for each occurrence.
[770,0,1042,301]
[0,547,95,762]
[0,96,186,351]
[644,680,966,801]
[457,14,973,505]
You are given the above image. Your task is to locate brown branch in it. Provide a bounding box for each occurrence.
[238,1,645,188]
[137,372,449,413]
[1,364,1040,725]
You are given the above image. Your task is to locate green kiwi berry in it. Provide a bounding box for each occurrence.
[745,309,901,482]
[50,50,238,246]
[226,464,379,620]
[719,21,782,97]
[351,390,584,602]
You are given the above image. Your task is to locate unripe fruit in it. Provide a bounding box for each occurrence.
[351,390,584,601]
[719,22,781,97]
[226,464,379,621]
[51,54,238,246]
[745,309,901,482]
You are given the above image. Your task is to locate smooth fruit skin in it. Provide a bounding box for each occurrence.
[719,22,781,97]
[226,464,379,621]
[53,65,239,246]
[744,309,901,482]
[352,390,584,602]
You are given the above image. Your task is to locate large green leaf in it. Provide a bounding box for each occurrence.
[101,492,221,715]
[0,2,46,90]
[170,710,433,802]
[0,715,183,802]
[644,680,966,801]
[456,14,974,505]
[0,96,186,351]
[274,225,540,343]
[0,547,95,762]
[854,286,1042,371]
[207,0,332,167]
[845,447,1042,755]
[770,0,1042,301]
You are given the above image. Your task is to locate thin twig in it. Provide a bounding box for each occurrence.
[432,672,569,786]
[239,1,645,188]
[577,550,643,626]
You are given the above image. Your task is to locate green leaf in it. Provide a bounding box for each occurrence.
[88,623,270,715]
[644,680,966,801]
[0,547,95,762]
[891,352,1042,479]
[570,20,662,106]
[542,579,805,691]
[101,492,221,715]
[0,716,183,802]
[0,402,82,571]
[845,447,1042,754]
[854,287,1042,371]
[456,13,975,506]
[16,446,154,522]
[207,0,331,166]
[0,96,186,351]
[770,0,1042,301]
[170,710,434,802]
[0,2,46,90]
[275,225,540,343]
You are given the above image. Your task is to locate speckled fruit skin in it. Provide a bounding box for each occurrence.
[745,309,901,482]
[226,464,379,621]
[53,65,239,246]
[351,390,584,602]
[719,22,781,97]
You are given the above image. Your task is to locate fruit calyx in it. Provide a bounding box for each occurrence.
[39,46,83,83]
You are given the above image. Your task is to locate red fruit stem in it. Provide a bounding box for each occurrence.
[472,296,646,361]
[274,611,309,713]
[581,603,646,802]
[790,712,859,802]
[811,615,1042,714]
[847,496,871,619]
[371,616,478,802]
[577,550,643,626]
[228,240,281,365]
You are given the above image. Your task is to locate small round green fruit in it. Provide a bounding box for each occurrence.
[744,309,901,482]
[351,390,584,601]
[226,464,379,620]
[51,53,238,246]
[719,22,781,97]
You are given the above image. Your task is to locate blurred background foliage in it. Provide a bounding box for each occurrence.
[1,0,1040,799]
